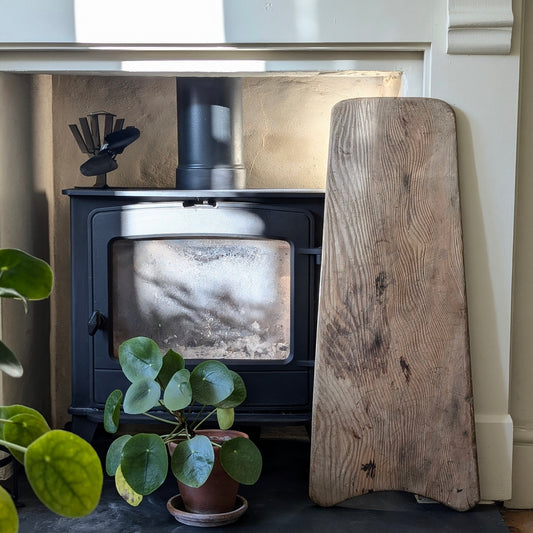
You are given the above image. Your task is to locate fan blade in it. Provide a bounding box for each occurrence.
[69,124,90,153]
[90,114,101,149]
[104,126,140,154]
[79,117,96,153]
[80,152,118,176]
[104,114,114,137]
[113,118,125,132]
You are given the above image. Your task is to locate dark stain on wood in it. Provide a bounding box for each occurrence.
[361,460,376,479]
[364,331,389,375]
[402,173,411,191]
[326,321,352,339]
[375,271,388,299]
[371,332,383,352]
[400,356,411,383]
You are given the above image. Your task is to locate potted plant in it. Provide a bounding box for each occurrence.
[0,248,103,533]
[103,335,262,522]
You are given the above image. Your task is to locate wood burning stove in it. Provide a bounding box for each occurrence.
[65,188,323,440]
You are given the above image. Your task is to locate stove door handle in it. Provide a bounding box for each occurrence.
[88,310,107,336]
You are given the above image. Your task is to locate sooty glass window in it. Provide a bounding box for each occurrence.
[111,237,291,361]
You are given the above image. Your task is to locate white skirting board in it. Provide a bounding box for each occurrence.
[505,425,533,508]
[475,413,513,502]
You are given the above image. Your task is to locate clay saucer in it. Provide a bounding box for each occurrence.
[167,494,248,527]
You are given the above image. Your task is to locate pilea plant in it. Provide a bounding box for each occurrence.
[0,249,103,533]
[104,336,263,505]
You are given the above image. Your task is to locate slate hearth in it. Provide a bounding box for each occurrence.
[16,430,508,533]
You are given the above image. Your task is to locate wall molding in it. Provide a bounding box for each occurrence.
[447,0,514,54]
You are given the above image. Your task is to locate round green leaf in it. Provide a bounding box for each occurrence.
[216,408,235,430]
[104,389,123,433]
[190,361,234,406]
[25,430,103,517]
[0,405,48,439]
[215,371,247,408]
[157,349,185,389]
[171,435,214,488]
[220,437,262,485]
[115,465,142,507]
[163,369,192,411]
[0,248,53,303]
[118,337,162,383]
[0,485,18,533]
[121,433,168,495]
[0,341,23,378]
[105,434,132,476]
[123,378,161,415]
[3,413,50,464]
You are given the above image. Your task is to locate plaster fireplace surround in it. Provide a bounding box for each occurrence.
[0,0,528,508]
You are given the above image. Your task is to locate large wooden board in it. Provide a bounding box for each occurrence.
[309,98,479,511]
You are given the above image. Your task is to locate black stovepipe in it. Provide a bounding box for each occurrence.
[176,77,246,190]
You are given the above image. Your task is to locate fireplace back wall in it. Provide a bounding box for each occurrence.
[51,72,401,430]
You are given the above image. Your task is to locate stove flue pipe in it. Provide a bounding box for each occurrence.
[176,77,246,190]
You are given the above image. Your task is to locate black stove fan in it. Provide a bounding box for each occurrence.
[69,111,140,187]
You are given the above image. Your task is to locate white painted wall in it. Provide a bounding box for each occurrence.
[0,0,523,504]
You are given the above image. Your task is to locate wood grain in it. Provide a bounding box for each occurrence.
[309,98,479,511]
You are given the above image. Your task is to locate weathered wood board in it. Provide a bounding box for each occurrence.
[309,98,479,511]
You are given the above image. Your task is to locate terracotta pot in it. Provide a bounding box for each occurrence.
[168,429,248,514]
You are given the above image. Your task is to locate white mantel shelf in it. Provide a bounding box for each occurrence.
[0,0,513,58]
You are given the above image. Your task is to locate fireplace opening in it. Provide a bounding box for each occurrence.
[64,71,403,441]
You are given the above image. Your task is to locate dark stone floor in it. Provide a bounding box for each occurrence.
[14,431,509,533]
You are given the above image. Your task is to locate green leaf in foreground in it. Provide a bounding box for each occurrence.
[3,413,50,464]
[123,378,161,415]
[0,341,23,378]
[220,437,262,485]
[115,465,143,507]
[105,434,131,476]
[120,434,168,495]
[190,360,234,406]
[0,485,18,533]
[118,336,162,383]
[104,389,123,433]
[163,369,192,411]
[0,405,48,438]
[0,248,53,302]
[25,430,103,517]
[215,371,247,409]
[171,434,214,488]
[157,349,185,389]
[216,407,234,430]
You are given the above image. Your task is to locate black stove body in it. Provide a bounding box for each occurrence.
[65,188,324,440]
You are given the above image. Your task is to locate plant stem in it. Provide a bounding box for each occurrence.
[190,405,206,428]
[0,438,26,454]
[142,412,179,425]
[0,418,14,424]
[193,408,217,431]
